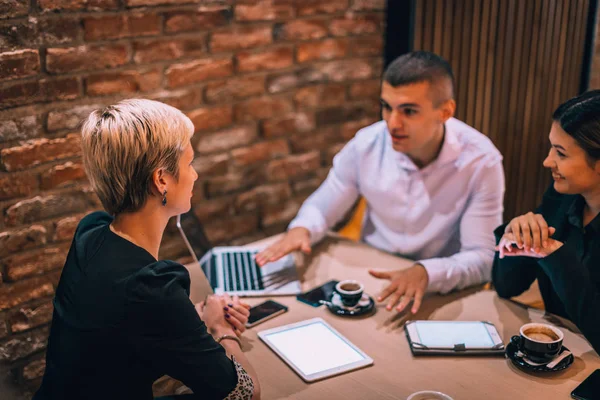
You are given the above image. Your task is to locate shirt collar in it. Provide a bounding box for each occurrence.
[567,195,600,233]
[390,122,462,172]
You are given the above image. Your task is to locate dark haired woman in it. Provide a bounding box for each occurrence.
[493,90,600,353]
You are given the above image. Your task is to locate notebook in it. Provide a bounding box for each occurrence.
[176,211,301,297]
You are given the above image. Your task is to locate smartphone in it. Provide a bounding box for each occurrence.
[246,300,288,328]
[296,280,339,307]
[572,369,600,400]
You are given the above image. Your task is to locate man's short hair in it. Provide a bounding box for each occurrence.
[383,51,455,106]
[81,99,194,215]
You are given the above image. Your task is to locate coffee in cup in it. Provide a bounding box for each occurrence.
[513,322,564,363]
[335,280,364,308]
[406,391,453,400]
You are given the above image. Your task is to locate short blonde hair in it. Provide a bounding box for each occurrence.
[81,99,194,215]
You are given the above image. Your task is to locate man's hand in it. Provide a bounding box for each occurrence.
[255,227,311,267]
[368,264,429,314]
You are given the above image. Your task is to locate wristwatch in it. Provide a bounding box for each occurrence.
[216,334,242,347]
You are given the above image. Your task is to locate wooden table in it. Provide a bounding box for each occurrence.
[186,235,600,400]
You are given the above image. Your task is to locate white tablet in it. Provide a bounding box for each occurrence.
[258,317,374,382]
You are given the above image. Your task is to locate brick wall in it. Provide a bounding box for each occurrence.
[590,6,600,89]
[0,0,385,392]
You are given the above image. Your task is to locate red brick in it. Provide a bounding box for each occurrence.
[350,35,383,56]
[262,199,301,227]
[0,50,39,81]
[294,83,346,109]
[0,0,29,18]
[86,67,162,96]
[53,214,83,242]
[234,97,293,121]
[192,153,229,177]
[46,44,129,74]
[266,151,321,181]
[293,173,327,195]
[210,26,272,52]
[133,37,206,63]
[235,183,291,211]
[149,88,203,111]
[0,225,47,258]
[38,0,118,12]
[266,67,326,93]
[0,115,39,142]
[297,0,348,16]
[0,326,49,362]
[166,57,233,88]
[84,14,160,41]
[236,46,293,73]
[204,214,258,244]
[40,161,86,189]
[195,125,257,154]
[205,75,265,103]
[349,79,380,99]
[340,117,378,140]
[232,139,289,166]
[0,18,81,51]
[316,105,373,126]
[315,59,374,82]
[165,8,232,33]
[351,0,386,10]
[125,0,196,6]
[0,277,54,311]
[261,112,315,138]
[0,77,79,109]
[297,39,348,63]
[206,169,264,197]
[329,15,382,36]
[290,126,340,152]
[4,192,95,226]
[192,197,233,221]
[47,105,98,132]
[4,246,68,282]
[0,173,37,200]
[0,134,81,171]
[186,105,233,133]
[9,301,53,333]
[0,321,7,339]
[23,358,46,380]
[274,19,328,41]
[235,2,294,21]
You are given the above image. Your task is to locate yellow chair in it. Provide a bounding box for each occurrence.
[337,197,366,242]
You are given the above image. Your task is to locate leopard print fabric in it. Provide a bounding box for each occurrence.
[223,356,254,400]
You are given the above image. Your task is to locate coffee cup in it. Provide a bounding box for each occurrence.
[335,280,364,308]
[406,391,453,400]
[512,322,564,363]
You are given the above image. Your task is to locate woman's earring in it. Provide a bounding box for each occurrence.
[162,190,167,206]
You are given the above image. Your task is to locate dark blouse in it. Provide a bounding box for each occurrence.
[492,185,600,354]
[34,212,239,400]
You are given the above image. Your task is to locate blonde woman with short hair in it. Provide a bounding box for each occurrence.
[34,99,260,400]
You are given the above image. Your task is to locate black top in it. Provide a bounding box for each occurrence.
[492,185,600,354]
[34,212,238,400]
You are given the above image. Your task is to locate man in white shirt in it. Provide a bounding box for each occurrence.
[256,51,505,314]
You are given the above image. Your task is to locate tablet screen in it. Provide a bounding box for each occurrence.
[415,321,494,348]
[263,320,366,375]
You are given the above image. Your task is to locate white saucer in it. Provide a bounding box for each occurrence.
[331,292,371,309]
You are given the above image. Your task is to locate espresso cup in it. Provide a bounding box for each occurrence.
[335,280,364,308]
[512,322,564,363]
[406,391,453,400]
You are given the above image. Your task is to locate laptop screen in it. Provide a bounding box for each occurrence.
[177,210,213,261]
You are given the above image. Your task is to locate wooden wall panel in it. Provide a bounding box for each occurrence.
[413,0,590,219]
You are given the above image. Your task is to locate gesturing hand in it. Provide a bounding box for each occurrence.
[255,227,311,267]
[496,212,563,258]
[368,264,429,314]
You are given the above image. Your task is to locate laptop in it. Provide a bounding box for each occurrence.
[176,211,301,297]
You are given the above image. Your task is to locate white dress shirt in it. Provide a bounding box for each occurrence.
[288,118,505,294]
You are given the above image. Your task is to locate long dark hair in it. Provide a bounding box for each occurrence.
[553,90,600,161]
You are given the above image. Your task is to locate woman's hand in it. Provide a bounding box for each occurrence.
[221,294,251,336]
[195,295,236,338]
[496,212,563,258]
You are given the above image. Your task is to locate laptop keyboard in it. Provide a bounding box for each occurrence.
[201,250,264,292]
